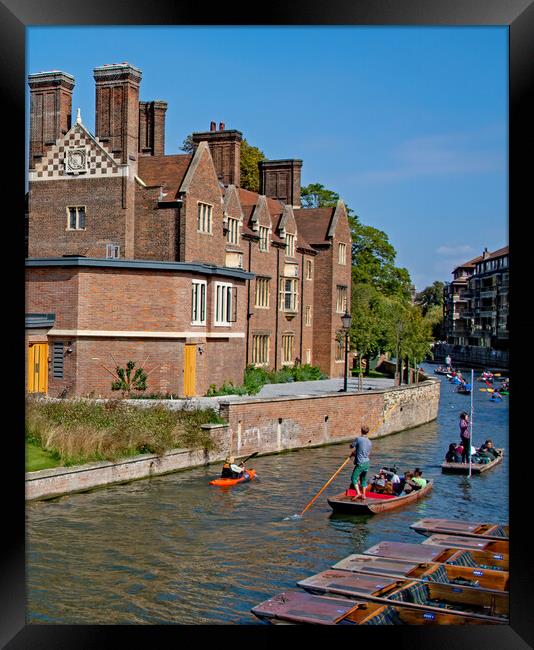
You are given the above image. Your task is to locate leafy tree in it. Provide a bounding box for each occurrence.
[240,139,266,192]
[415,281,445,315]
[180,134,194,153]
[301,183,339,208]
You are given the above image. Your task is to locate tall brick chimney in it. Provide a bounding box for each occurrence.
[259,159,303,208]
[192,124,242,186]
[28,71,75,169]
[138,100,168,156]
[93,63,142,164]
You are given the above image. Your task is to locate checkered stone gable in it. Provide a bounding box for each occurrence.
[29,123,123,181]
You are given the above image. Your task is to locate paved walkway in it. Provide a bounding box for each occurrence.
[256,375,395,398]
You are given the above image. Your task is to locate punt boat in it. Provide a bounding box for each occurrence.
[421,534,508,556]
[441,449,504,475]
[297,568,508,621]
[363,541,508,571]
[250,591,506,625]
[332,553,509,592]
[410,518,509,541]
[327,479,433,515]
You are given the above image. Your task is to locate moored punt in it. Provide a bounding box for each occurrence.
[332,554,509,592]
[441,450,504,475]
[250,591,505,625]
[363,541,508,571]
[297,569,508,621]
[410,518,509,541]
[422,534,509,556]
[327,479,433,515]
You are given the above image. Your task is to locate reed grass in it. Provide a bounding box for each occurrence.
[25,397,224,466]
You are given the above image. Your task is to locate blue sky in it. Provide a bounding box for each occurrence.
[27,26,508,290]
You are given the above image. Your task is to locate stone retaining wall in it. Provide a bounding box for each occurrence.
[26,380,440,500]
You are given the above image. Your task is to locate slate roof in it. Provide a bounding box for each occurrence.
[294,207,336,246]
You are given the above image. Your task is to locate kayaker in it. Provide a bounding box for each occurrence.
[348,425,372,501]
[221,456,245,479]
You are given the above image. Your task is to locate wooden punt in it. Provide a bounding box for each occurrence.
[251,591,505,625]
[332,553,509,592]
[363,541,508,571]
[327,479,433,515]
[422,534,509,556]
[410,518,509,541]
[297,568,508,621]
[441,449,504,475]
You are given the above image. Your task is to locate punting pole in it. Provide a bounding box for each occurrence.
[468,368,474,478]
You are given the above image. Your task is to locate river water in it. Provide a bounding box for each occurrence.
[26,364,509,624]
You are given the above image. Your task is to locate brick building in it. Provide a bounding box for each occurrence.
[25,63,352,397]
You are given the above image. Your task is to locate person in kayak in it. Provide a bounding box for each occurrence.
[220,456,246,479]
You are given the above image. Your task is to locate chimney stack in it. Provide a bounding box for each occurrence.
[192,123,242,186]
[93,63,142,164]
[28,71,75,169]
[138,100,168,156]
[259,159,303,208]
[210,121,217,131]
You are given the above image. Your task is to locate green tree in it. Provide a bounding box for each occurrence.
[415,281,445,315]
[300,183,340,208]
[240,139,266,192]
[180,134,194,153]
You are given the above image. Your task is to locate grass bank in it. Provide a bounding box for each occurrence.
[25,397,225,468]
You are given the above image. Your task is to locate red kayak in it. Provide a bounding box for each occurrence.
[209,469,257,486]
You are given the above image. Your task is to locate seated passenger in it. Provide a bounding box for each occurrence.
[411,468,427,489]
[445,443,462,463]
[220,456,245,479]
[371,470,388,493]
[479,440,500,459]
[401,471,416,494]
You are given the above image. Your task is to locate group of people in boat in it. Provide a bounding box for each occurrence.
[444,410,502,464]
[346,424,428,501]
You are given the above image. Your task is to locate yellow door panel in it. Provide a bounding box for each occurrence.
[184,344,196,397]
[28,343,48,394]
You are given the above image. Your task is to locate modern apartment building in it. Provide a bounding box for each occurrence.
[25,63,352,397]
[443,246,509,350]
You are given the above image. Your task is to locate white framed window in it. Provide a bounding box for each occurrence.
[338,243,347,265]
[106,243,120,258]
[336,285,348,313]
[252,334,270,365]
[285,233,295,257]
[67,206,86,230]
[305,305,312,326]
[306,259,313,280]
[259,226,270,252]
[227,217,240,245]
[197,202,213,233]
[305,348,311,365]
[192,280,207,325]
[214,282,236,325]
[255,277,270,308]
[279,277,298,312]
[282,334,295,365]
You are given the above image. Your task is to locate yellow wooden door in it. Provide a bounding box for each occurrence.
[183,344,196,397]
[28,343,48,394]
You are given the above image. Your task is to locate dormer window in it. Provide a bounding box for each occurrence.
[285,233,295,257]
[227,217,240,245]
[259,226,270,252]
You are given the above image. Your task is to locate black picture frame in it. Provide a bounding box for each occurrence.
[4,0,530,645]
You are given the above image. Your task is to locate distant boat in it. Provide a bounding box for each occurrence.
[441,449,504,475]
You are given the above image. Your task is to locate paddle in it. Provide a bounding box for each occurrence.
[238,451,259,468]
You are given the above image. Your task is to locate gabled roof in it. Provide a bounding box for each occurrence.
[486,245,509,260]
[294,207,336,246]
[137,154,193,201]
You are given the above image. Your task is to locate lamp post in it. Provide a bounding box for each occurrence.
[341,310,352,392]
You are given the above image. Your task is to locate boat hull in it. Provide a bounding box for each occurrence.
[327,480,433,514]
[441,450,504,475]
[209,468,256,486]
